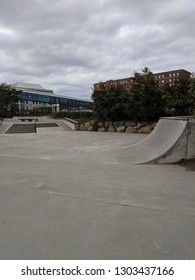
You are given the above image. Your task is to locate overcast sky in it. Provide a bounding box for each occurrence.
[0,0,195,99]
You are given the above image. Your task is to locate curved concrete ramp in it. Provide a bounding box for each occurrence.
[119,117,195,164]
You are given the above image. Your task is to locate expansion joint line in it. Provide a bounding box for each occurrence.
[49,191,195,218]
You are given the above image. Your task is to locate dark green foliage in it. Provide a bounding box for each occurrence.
[92,72,165,122]
[91,70,194,122]
[92,84,132,121]
[128,73,165,121]
[0,83,19,117]
[164,77,193,116]
[188,78,195,115]
[51,111,93,122]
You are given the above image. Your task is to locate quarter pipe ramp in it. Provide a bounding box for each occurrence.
[118,117,195,164]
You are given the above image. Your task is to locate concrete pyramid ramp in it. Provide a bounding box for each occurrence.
[119,117,195,164]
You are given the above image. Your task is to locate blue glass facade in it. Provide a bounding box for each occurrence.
[19,91,93,108]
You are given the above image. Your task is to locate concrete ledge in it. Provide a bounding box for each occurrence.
[161,116,194,121]
[18,118,38,122]
[13,116,50,122]
[63,118,79,130]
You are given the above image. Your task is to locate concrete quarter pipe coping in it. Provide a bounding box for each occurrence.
[119,116,195,164]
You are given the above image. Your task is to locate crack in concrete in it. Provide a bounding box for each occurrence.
[49,191,195,218]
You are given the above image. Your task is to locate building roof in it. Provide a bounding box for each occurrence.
[10,82,54,94]
[154,69,191,75]
[11,83,44,90]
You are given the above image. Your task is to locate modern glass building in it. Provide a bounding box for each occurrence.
[10,83,93,114]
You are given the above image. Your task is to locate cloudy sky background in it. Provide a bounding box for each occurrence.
[0,0,195,99]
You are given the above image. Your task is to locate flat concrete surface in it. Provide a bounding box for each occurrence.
[0,123,195,259]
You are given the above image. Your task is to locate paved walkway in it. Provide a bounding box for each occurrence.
[0,125,195,259]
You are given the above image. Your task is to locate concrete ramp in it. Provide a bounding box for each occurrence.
[119,117,195,164]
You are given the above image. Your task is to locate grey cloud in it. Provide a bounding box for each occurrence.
[0,0,195,99]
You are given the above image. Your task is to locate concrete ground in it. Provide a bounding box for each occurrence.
[0,121,195,260]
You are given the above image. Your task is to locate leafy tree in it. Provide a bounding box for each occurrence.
[163,77,192,116]
[0,83,19,117]
[92,83,132,121]
[163,83,176,115]
[92,68,192,122]
[188,78,195,115]
[129,72,165,121]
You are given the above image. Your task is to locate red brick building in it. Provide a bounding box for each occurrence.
[153,69,191,87]
[94,69,191,91]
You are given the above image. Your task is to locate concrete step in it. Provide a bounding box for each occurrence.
[5,124,36,134]
[36,123,59,128]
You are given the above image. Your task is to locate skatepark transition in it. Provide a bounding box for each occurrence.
[119,116,195,164]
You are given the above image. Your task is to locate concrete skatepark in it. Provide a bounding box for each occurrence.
[0,117,195,259]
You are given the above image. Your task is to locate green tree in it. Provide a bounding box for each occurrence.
[163,83,175,115]
[129,72,165,121]
[164,77,192,116]
[0,83,19,117]
[188,78,195,115]
[92,83,132,121]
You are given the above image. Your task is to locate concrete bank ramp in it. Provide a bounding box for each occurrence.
[119,117,195,164]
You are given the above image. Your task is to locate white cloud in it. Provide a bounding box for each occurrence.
[0,26,16,36]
